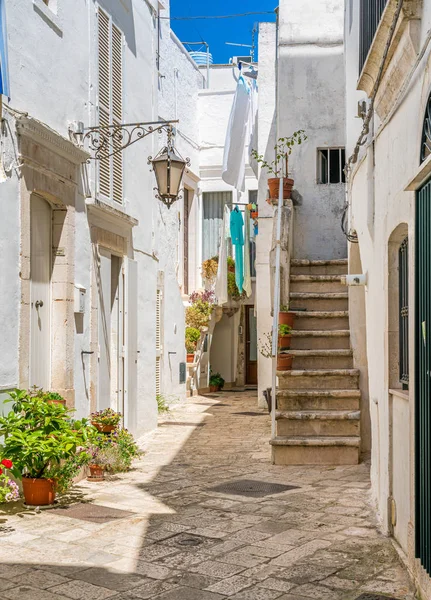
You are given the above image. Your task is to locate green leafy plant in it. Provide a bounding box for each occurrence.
[228,272,243,301]
[280,305,290,312]
[251,130,307,177]
[87,429,141,473]
[185,327,201,354]
[186,290,215,331]
[46,450,91,494]
[209,372,225,390]
[279,324,292,336]
[227,256,235,270]
[157,394,171,414]
[0,390,91,482]
[90,408,122,427]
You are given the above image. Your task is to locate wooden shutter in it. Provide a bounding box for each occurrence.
[155,289,162,396]
[97,8,123,203]
[112,24,123,203]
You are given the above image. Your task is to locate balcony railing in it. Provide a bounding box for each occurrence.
[359,0,389,74]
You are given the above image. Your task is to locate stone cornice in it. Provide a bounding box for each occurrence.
[16,116,90,165]
[357,0,422,97]
[86,198,139,228]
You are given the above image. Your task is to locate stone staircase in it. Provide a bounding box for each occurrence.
[270,259,361,465]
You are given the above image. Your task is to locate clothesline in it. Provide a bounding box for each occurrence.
[225,202,253,207]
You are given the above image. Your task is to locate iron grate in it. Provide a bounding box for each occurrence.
[53,503,135,524]
[210,479,299,498]
[355,595,401,600]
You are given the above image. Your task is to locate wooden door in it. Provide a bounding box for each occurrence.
[245,306,258,385]
[30,195,51,390]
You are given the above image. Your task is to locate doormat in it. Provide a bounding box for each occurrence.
[354,595,401,600]
[233,412,267,416]
[53,503,135,524]
[210,479,299,498]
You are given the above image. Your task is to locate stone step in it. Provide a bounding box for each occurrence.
[289,349,353,369]
[277,369,360,390]
[275,410,360,437]
[270,436,360,465]
[290,274,346,293]
[292,311,349,331]
[290,259,348,276]
[290,330,351,350]
[290,292,348,312]
[277,389,361,411]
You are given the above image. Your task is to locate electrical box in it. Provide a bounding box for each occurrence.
[74,285,86,314]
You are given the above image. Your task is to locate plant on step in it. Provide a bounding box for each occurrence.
[279,324,292,336]
[0,459,19,503]
[209,371,225,391]
[280,305,290,313]
[157,394,171,414]
[251,130,307,178]
[185,327,201,354]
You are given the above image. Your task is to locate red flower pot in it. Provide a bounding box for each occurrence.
[277,355,293,371]
[209,385,219,393]
[88,464,105,481]
[251,211,258,219]
[46,399,66,407]
[268,177,294,201]
[278,335,292,350]
[91,422,115,433]
[279,311,295,327]
[186,353,195,364]
[22,477,56,506]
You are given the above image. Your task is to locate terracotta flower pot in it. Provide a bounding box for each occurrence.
[91,422,115,433]
[22,477,56,506]
[279,311,295,327]
[268,177,294,201]
[251,211,258,219]
[209,385,219,393]
[278,335,291,350]
[277,354,293,371]
[186,353,195,364]
[46,399,66,407]
[88,464,105,481]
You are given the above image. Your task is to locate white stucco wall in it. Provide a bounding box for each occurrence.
[0,0,190,435]
[277,0,347,260]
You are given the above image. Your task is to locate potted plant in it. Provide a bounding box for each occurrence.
[0,389,90,506]
[277,351,293,371]
[279,305,295,328]
[28,386,66,407]
[201,257,219,284]
[0,459,20,504]
[86,446,113,481]
[227,256,235,273]
[278,324,292,350]
[209,371,225,393]
[185,327,200,363]
[251,130,307,202]
[91,408,122,433]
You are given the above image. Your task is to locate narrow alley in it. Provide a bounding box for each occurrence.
[0,392,414,600]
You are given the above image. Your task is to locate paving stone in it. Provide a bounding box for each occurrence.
[191,560,246,578]
[293,583,343,599]
[229,586,284,599]
[170,572,219,589]
[257,577,296,593]
[206,574,254,596]
[154,585,226,599]
[272,540,332,567]
[3,586,72,600]
[65,567,146,591]
[217,550,269,568]
[49,579,117,599]
[12,569,71,589]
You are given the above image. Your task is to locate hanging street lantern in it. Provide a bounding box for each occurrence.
[148,125,190,209]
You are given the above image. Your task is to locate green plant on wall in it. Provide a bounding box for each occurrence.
[251,130,307,177]
[279,324,292,336]
[185,327,201,353]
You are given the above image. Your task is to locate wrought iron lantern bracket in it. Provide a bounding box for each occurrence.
[80,119,180,161]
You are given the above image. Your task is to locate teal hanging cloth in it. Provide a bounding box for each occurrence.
[230,207,244,292]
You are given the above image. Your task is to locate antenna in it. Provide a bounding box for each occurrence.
[226,25,257,62]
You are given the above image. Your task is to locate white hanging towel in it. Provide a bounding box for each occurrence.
[222,76,250,193]
[248,78,259,178]
[214,205,231,306]
[243,207,252,298]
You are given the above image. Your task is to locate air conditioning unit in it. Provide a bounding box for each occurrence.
[231,55,252,66]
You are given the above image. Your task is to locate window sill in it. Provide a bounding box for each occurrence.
[33,0,63,36]
[389,388,410,401]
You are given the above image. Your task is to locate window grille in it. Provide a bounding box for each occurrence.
[399,236,409,388]
[317,148,346,184]
[359,0,388,73]
[97,8,123,203]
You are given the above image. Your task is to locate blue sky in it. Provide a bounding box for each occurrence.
[169,1,277,65]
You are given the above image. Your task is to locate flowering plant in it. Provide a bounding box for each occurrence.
[186,290,215,331]
[0,459,19,503]
[90,408,122,427]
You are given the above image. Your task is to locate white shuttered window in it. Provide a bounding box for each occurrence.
[97,8,123,203]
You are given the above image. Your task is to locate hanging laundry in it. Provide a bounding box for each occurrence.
[214,205,231,306]
[230,206,244,292]
[222,74,250,192]
[248,76,259,178]
[243,208,252,298]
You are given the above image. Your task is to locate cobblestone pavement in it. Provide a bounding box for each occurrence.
[0,392,416,599]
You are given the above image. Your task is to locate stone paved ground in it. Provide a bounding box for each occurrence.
[0,392,416,600]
